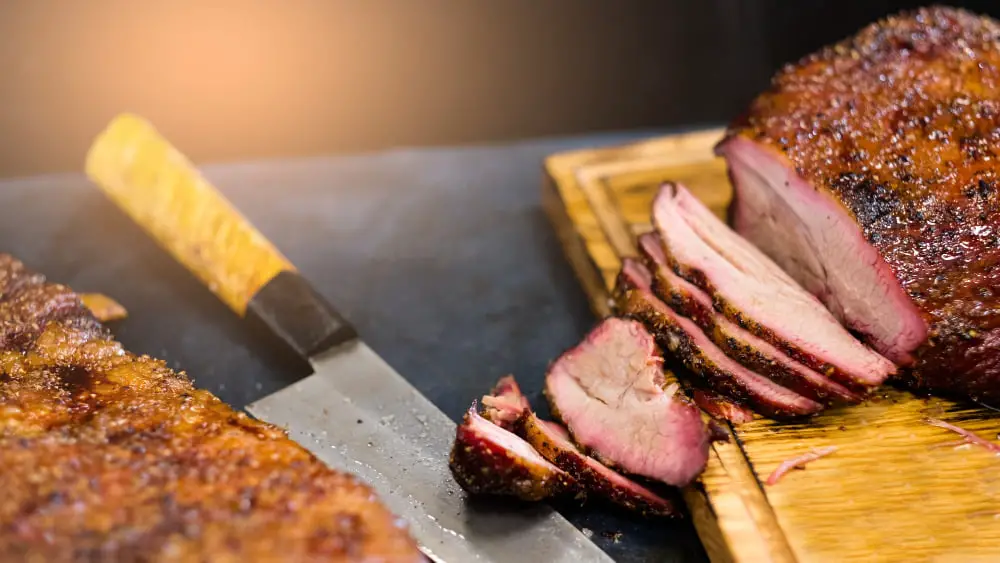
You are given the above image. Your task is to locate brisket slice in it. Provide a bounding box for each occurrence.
[691,389,755,425]
[717,5,1000,402]
[544,317,710,487]
[449,403,575,501]
[617,258,822,418]
[518,412,679,518]
[0,255,422,562]
[480,375,531,432]
[637,232,861,404]
[652,182,895,390]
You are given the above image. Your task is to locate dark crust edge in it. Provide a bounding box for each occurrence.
[517,413,680,519]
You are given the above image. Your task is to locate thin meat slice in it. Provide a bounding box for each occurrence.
[652,182,896,390]
[544,317,711,487]
[480,375,531,431]
[717,138,928,366]
[449,403,575,501]
[637,232,862,405]
[518,412,679,518]
[691,389,755,425]
[617,258,821,418]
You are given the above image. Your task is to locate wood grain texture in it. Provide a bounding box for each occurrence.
[543,128,1000,563]
[85,114,294,316]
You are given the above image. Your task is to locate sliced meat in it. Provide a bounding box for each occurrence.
[518,412,679,517]
[691,389,755,425]
[449,403,575,501]
[718,138,928,367]
[617,258,822,418]
[637,232,862,405]
[717,6,1000,402]
[480,375,531,431]
[652,182,896,390]
[544,317,710,487]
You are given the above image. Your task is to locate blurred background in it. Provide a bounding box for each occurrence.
[0,0,996,178]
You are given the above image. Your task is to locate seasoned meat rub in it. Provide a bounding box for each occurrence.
[0,255,422,562]
[652,183,895,390]
[617,258,822,418]
[718,6,1000,401]
[637,232,861,405]
[449,403,574,501]
[518,412,679,517]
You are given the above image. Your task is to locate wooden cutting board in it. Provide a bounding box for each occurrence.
[542,127,1000,563]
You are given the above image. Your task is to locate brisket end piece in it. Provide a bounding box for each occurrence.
[449,403,575,501]
[544,317,711,487]
[718,6,1000,401]
[0,255,423,562]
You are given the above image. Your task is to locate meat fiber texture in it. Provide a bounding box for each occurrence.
[479,375,530,431]
[616,258,822,418]
[717,6,1000,402]
[652,182,895,391]
[637,232,861,406]
[0,255,422,562]
[544,317,711,487]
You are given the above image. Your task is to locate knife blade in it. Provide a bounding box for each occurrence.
[84,113,613,563]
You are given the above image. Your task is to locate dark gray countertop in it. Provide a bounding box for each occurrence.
[0,129,710,563]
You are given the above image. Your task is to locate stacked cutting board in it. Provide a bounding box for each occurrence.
[543,128,1000,563]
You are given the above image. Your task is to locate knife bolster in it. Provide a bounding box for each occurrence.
[246,271,358,359]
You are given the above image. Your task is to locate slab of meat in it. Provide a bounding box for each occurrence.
[544,316,711,486]
[717,5,1000,402]
[617,257,822,418]
[480,375,531,431]
[0,255,422,562]
[652,182,896,391]
[449,403,575,501]
[518,412,679,517]
[637,232,861,405]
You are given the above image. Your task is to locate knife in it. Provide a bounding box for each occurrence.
[84,114,613,563]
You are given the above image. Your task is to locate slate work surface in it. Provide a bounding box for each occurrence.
[0,128,710,563]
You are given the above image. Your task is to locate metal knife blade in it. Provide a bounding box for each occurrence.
[85,113,613,563]
[248,341,610,563]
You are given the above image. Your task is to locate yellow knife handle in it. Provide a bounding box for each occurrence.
[85,113,293,317]
[85,113,358,359]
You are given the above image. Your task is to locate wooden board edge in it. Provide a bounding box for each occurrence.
[542,171,613,318]
[541,131,798,563]
[541,157,735,563]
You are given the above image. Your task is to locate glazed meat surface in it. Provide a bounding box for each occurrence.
[719,6,1000,401]
[0,255,421,562]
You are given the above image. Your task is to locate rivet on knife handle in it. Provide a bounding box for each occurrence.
[85,113,358,358]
